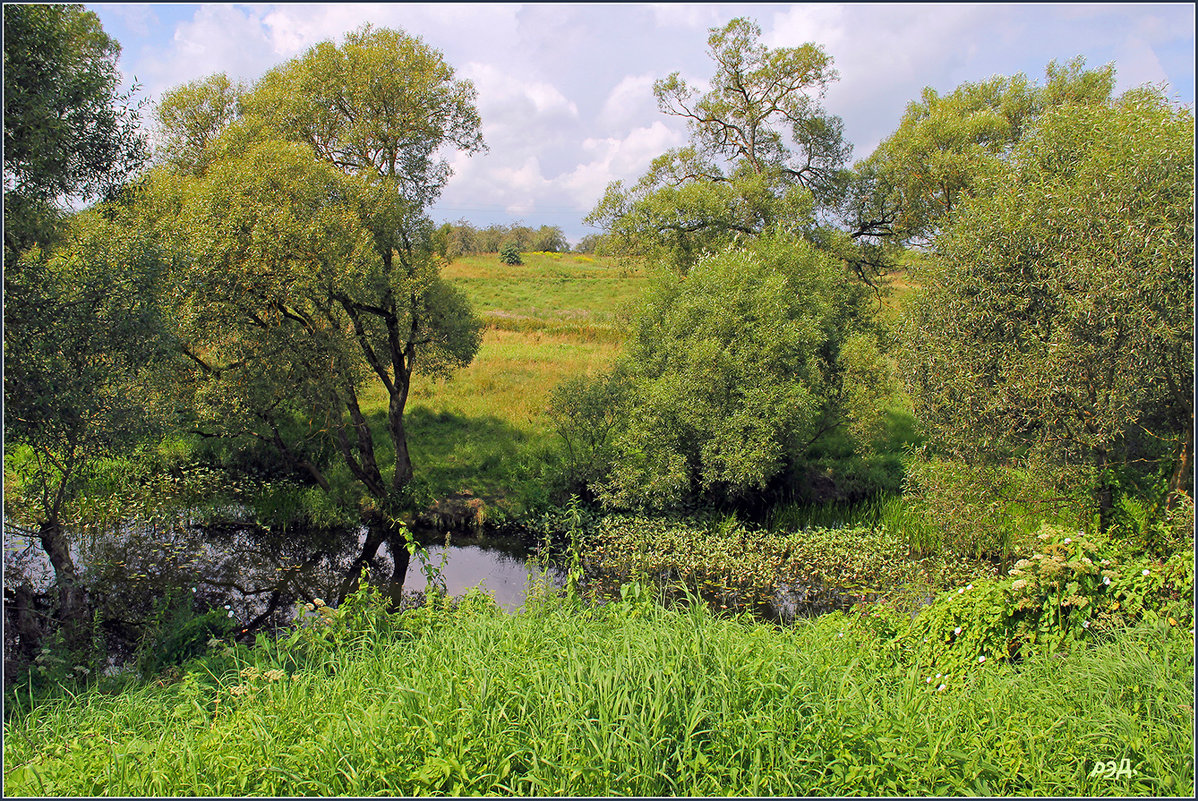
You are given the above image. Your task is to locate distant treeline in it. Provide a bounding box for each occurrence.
[434,220,607,257]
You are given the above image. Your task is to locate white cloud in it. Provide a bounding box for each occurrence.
[464,62,579,126]
[104,4,158,38]
[766,4,1008,157]
[564,121,685,201]
[141,6,277,101]
[84,2,1194,242]
[598,74,659,133]
[649,3,734,30]
[1113,36,1171,93]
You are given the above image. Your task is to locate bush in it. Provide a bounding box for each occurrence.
[547,369,632,495]
[561,231,879,511]
[498,242,522,265]
[894,524,1195,679]
[902,452,1088,567]
[137,604,236,678]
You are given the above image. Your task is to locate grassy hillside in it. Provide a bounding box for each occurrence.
[362,252,647,511]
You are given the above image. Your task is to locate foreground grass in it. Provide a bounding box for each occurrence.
[4,591,1192,796]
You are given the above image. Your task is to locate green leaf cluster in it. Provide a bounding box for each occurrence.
[895,525,1195,679]
[901,86,1194,524]
[3,3,148,254]
[552,231,886,510]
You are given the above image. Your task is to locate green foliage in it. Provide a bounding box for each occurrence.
[436,220,567,257]
[554,231,883,510]
[152,73,243,175]
[243,23,483,207]
[4,581,1192,796]
[498,241,523,265]
[587,17,849,273]
[167,138,481,441]
[130,25,489,517]
[575,513,989,616]
[136,602,236,679]
[902,454,1089,566]
[2,2,148,255]
[901,87,1194,527]
[3,206,172,633]
[98,23,490,519]
[853,57,1115,247]
[546,368,632,495]
[573,232,607,254]
[895,525,1194,679]
[588,148,821,273]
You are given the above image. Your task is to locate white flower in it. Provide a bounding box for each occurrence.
[836,632,844,638]
[978,655,986,663]
[1063,538,1072,545]
[227,610,234,618]
[1082,620,1090,629]
[1142,569,1150,577]
[954,626,962,636]
[223,604,231,610]
[926,676,932,683]
[966,584,973,591]
[936,673,942,679]
[1103,576,1111,586]
[958,588,964,594]
[937,683,947,691]
[192,587,198,593]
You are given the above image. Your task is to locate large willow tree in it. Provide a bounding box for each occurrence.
[141,25,485,589]
[585,17,852,274]
[902,87,1194,533]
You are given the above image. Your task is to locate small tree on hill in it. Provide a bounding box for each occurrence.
[499,242,523,265]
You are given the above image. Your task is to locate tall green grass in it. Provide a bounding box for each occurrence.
[5,587,1192,796]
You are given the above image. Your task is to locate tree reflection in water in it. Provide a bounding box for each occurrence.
[4,516,551,677]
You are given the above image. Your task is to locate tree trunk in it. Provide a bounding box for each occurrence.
[386,526,412,610]
[5,584,48,669]
[1166,410,1193,509]
[38,520,87,632]
[1094,451,1114,534]
[338,523,385,604]
[390,397,414,492]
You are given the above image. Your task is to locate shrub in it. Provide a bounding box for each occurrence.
[137,604,236,678]
[895,524,1195,679]
[564,231,880,511]
[498,242,522,265]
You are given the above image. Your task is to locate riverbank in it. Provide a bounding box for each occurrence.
[4,580,1192,796]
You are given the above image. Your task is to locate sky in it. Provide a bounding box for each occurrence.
[87,2,1196,245]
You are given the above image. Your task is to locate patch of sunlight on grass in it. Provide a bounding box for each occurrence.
[407,329,623,436]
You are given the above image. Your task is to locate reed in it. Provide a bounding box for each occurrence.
[5,586,1191,796]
